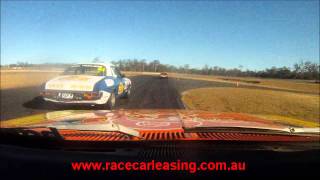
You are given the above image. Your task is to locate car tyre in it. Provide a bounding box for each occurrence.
[123,88,131,99]
[105,92,116,109]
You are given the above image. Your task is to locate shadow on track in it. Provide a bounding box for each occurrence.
[22,96,106,111]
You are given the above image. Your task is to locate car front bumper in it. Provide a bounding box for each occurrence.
[43,91,111,105]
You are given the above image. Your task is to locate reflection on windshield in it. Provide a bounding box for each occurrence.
[63,65,105,76]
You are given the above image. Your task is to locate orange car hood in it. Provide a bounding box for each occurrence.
[2,109,303,132]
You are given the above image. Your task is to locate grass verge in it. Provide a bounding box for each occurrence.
[182,87,319,125]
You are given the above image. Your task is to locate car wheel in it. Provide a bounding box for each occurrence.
[105,92,116,109]
[123,88,131,99]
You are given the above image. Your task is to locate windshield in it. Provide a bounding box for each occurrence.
[1,0,319,134]
[63,65,106,76]
[0,1,319,178]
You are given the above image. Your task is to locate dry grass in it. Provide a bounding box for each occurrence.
[0,70,144,90]
[1,71,62,89]
[218,76,320,94]
[182,87,320,124]
[259,79,319,94]
[171,73,320,94]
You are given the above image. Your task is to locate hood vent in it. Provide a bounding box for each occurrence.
[196,132,316,141]
[140,131,185,140]
[61,131,131,141]
[197,132,257,140]
[59,130,317,142]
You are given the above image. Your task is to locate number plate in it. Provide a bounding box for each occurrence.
[58,92,74,99]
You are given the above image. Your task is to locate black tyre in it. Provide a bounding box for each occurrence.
[105,92,116,109]
[122,87,131,99]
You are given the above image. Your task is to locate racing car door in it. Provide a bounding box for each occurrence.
[111,67,125,96]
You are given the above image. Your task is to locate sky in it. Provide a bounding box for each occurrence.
[1,0,319,70]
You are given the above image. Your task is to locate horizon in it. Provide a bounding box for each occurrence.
[1,59,317,72]
[1,1,319,71]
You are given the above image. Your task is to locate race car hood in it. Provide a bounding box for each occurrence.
[45,75,105,91]
[2,109,319,132]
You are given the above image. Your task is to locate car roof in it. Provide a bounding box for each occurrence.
[77,63,114,68]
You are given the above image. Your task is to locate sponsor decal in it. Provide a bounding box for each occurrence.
[58,76,91,81]
[45,75,105,91]
[47,83,64,89]
[136,121,171,128]
[69,84,92,90]
[47,83,92,91]
[118,83,124,94]
[105,79,114,87]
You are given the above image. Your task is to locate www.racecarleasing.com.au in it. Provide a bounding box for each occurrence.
[71,160,246,173]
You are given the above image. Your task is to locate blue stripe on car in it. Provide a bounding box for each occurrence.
[93,77,114,93]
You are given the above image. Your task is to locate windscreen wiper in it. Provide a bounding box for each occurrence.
[1,122,140,141]
[46,122,140,138]
[184,126,320,136]
[0,127,64,141]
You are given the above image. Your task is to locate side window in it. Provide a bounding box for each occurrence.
[106,67,113,76]
[112,67,121,78]
[110,67,117,78]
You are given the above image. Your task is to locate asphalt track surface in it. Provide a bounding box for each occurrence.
[1,74,296,121]
[1,75,187,121]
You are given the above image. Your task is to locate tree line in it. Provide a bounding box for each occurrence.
[3,59,319,80]
[110,59,319,80]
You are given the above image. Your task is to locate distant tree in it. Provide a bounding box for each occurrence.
[108,59,319,80]
[92,57,103,63]
[202,64,209,75]
[141,59,146,72]
[150,60,160,72]
[183,64,190,74]
[238,65,243,70]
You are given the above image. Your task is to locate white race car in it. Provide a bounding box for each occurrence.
[40,63,131,109]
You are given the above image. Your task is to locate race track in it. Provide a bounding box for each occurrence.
[1,74,284,121]
[0,75,184,120]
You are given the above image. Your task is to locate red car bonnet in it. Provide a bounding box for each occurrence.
[2,110,319,142]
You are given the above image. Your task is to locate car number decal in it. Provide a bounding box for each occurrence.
[118,83,124,94]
